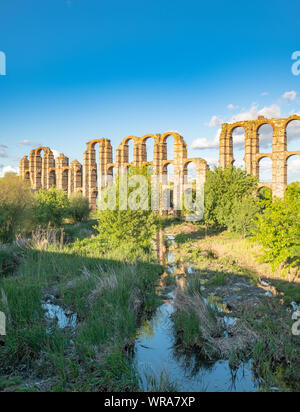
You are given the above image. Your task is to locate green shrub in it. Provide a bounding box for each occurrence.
[0,173,34,242]
[34,186,70,227]
[69,193,90,223]
[204,166,258,229]
[227,196,260,237]
[252,184,300,273]
[0,247,21,277]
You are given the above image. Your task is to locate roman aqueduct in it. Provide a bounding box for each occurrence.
[19,115,300,209]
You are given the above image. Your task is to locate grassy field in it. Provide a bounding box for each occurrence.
[0,220,299,392]
[0,225,162,392]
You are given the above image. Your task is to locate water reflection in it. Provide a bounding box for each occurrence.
[135,230,258,392]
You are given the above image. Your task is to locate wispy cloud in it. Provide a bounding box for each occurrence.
[208,115,223,128]
[191,129,221,150]
[0,144,8,158]
[282,90,297,102]
[19,139,41,147]
[227,104,238,110]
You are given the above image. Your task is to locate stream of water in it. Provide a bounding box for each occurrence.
[134,232,259,392]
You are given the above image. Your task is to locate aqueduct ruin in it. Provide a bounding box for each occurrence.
[20,132,208,210]
[219,114,300,198]
[19,115,300,208]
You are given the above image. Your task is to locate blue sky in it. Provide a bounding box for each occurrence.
[0,0,299,181]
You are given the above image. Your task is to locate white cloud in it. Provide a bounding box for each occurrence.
[227,104,238,110]
[0,165,19,177]
[231,104,281,123]
[19,139,41,147]
[208,115,223,127]
[52,150,61,159]
[261,92,269,96]
[191,129,221,150]
[0,145,8,158]
[282,91,297,102]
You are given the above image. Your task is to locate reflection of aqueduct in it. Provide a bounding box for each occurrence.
[19,115,300,208]
[19,132,208,210]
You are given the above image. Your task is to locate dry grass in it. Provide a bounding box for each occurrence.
[173,287,258,360]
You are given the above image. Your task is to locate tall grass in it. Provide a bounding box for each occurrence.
[0,233,162,391]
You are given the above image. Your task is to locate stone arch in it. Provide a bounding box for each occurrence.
[230,125,246,169]
[61,167,70,192]
[49,168,56,187]
[84,138,113,199]
[118,136,139,165]
[24,171,30,182]
[257,185,273,199]
[141,134,158,163]
[257,123,274,153]
[161,132,185,162]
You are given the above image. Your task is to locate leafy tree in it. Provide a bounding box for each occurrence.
[252,184,300,274]
[34,186,70,227]
[204,166,258,228]
[227,195,260,237]
[0,173,34,242]
[96,166,158,251]
[69,192,90,223]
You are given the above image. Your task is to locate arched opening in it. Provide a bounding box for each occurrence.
[49,170,56,187]
[183,161,197,213]
[257,124,273,153]
[286,120,300,151]
[127,139,134,164]
[186,162,197,184]
[36,171,42,190]
[232,127,246,169]
[107,165,115,184]
[287,154,300,184]
[75,170,82,188]
[162,163,174,211]
[258,157,272,183]
[164,135,175,161]
[258,186,273,200]
[62,169,69,192]
[145,137,155,163]
[25,171,30,182]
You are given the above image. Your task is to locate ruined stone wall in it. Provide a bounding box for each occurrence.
[19,132,208,210]
[19,115,299,209]
[219,115,300,198]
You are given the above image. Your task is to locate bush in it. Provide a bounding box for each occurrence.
[204,166,258,229]
[33,186,70,227]
[252,184,300,273]
[69,193,90,223]
[227,196,260,237]
[0,173,33,242]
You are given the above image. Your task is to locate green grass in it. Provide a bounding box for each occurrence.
[0,230,163,392]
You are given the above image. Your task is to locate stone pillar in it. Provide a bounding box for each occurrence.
[272,120,287,198]
[70,160,82,195]
[44,150,55,189]
[56,154,69,192]
[219,124,232,168]
[19,156,29,180]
